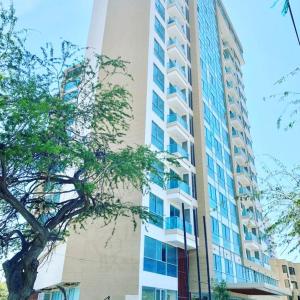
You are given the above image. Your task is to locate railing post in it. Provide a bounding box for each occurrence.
[182,203,190,300]
[203,216,212,300]
[193,209,202,300]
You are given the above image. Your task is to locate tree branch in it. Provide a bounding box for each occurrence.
[0,184,47,239]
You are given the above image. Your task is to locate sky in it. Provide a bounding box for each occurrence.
[3,0,300,260]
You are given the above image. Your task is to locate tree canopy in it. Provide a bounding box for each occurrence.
[212,280,230,300]
[262,159,300,255]
[0,6,176,300]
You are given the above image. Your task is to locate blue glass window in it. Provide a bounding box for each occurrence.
[214,138,223,161]
[219,193,228,218]
[205,127,213,150]
[213,254,222,282]
[226,175,234,197]
[204,103,211,124]
[170,205,180,217]
[225,259,234,282]
[64,79,79,92]
[155,17,165,42]
[153,64,165,92]
[230,202,238,225]
[155,0,165,20]
[213,254,222,271]
[211,217,219,245]
[217,164,225,188]
[149,193,164,228]
[211,114,220,137]
[224,151,232,172]
[43,288,80,300]
[63,90,78,102]
[222,128,230,148]
[207,153,215,179]
[144,236,177,277]
[236,263,246,283]
[152,91,164,120]
[150,161,164,188]
[222,224,231,250]
[142,287,177,300]
[233,231,241,255]
[208,183,217,209]
[151,121,164,151]
[154,39,165,66]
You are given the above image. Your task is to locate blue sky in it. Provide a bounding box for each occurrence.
[5,0,300,260]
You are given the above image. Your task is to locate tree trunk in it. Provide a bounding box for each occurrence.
[3,238,46,300]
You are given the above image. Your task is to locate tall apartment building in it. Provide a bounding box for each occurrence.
[34,0,288,299]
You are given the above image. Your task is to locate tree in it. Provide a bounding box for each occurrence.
[264,67,300,129]
[261,62,300,254]
[212,280,230,300]
[0,7,177,300]
[0,282,8,300]
[261,159,300,254]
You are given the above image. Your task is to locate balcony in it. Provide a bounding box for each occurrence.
[167,38,186,66]
[238,186,252,197]
[165,216,196,249]
[236,165,251,185]
[261,240,269,252]
[167,113,190,142]
[168,143,191,172]
[227,95,240,112]
[167,0,186,24]
[232,129,245,147]
[166,216,192,234]
[230,112,244,132]
[241,209,256,226]
[245,233,260,250]
[247,140,254,156]
[167,85,189,115]
[167,179,193,206]
[167,17,186,44]
[248,256,263,267]
[167,60,187,88]
[234,146,248,165]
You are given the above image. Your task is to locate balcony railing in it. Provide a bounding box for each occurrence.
[168,38,186,57]
[167,113,188,130]
[238,187,251,196]
[237,166,250,177]
[168,18,186,37]
[242,209,254,219]
[168,85,187,103]
[248,256,263,266]
[168,179,190,195]
[232,129,244,140]
[230,114,243,125]
[167,0,185,17]
[234,146,247,157]
[167,60,186,78]
[168,143,188,159]
[245,232,259,243]
[165,216,192,234]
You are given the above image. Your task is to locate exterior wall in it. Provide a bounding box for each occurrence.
[37,1,151,299]
[60,1,152,299]
[85,0,109,63]
[267,259,300,300]
[35,244,67,290]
